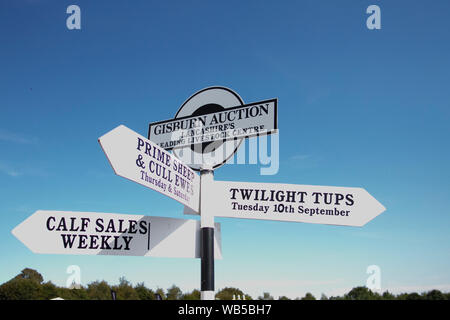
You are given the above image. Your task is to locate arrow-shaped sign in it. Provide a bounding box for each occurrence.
[12,210,222,258]
[186,180,385,227]
[99,125,200,212]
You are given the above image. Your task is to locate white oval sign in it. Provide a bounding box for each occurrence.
[171,87,245,171]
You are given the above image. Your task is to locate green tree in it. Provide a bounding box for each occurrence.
[135,282,155,300]
[86,280,112,300]
[40,281,59,300]
[301,292,316,300]
[258,292,274,300]
[405,292,421,300]
[113,277,140,300]
[381,291,395,300]
[0,278,42,300]
[182,289,201,300]
[345,286,379,300]
[328,295,344,300]
[425,290,445,300]
[57,286,89,300]
[14,268,43,284]
[155,287,166,300]
[320,294,328,300]
[216,287,248,300]
[278,296,290,300]
[166,284,183,300]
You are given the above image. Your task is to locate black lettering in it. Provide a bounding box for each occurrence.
[260,103,269,115]
[335,193,344,205]
[323,193,333,204]
[61,234,76,248]
[128,220,137,234]
[56,218,67,231]
[113,236,122,250]
[275,190,285,202]
[346,194,354,206]
[95,218,104,232]
[145,142,152,156]
[123,236,132,250]
[46,216,56,231]
[69,217,79,232]
[105,219,116,233]
[137,137,144,151]
[80,218,90,232]
[285,191,296,202]
[259,190,269,201]
[230,188,239,200]
[297,191,307,203]
[78,235,88,249]
[101,235,111,250]
[312,192,322,204]
[139,220,148,234]
[240,189,253,200]
[89,235,99,249]
[118,219,126,233]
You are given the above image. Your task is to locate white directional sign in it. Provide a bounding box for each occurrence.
[12,210,222,258]
[148,98,277,150]
[99,125,200,212]
[186,180,385,227]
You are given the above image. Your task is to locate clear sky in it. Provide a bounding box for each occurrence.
[0,0,449,299]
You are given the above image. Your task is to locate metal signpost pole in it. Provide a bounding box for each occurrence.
[200,166,215,300]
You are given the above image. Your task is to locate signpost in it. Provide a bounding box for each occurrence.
[99,124,200,212]
[186,181,385,227]
[11,86,386,301]
[149,87,277,172]
[148,98,277,150]
[12,210,222,259]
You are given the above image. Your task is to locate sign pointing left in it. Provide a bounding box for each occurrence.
[12,210,222,258]
[99,125,200,212]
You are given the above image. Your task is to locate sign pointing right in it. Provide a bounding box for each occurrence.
[201,181,385,227]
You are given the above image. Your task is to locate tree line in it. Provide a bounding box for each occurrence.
[0,268,448,300]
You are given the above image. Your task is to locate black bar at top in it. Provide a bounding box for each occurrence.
[148,98,278,141]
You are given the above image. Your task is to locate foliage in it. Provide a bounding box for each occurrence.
[181,289,201,300]
[14,268,44,284]
[134,282,155,300]
[0,268,449,300]
[0,278,42,300]
[166,284,183,300]
[258,292,274,300]
[155,287,166,300]
[216,287,251,300]
[112,277,140,300]
[86,280,111,300]
[40,281,59,300]
[344,286,381,300]
[301,292,316,300]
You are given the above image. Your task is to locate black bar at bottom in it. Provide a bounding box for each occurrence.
[201,227,214,291]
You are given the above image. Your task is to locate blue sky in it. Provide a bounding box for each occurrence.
[0,0,449,298]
